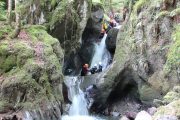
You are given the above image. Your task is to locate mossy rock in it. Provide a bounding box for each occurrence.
[155,11,170,20]
[0,25,64,112]
[0,100,12,113]
[170,8,180,17]
[163,91,180,104]
[0,25,12,39]
[139,84,162,104]
[164,25,180,72]
[153,100,180,119]
[133,0,150,15]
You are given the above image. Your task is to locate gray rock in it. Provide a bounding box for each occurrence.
[106,28,119,54]
[111,112,120,117]
[135,111,152,120]
[119,116,130,120]
[155,115,178,120]
[147,107,157,115]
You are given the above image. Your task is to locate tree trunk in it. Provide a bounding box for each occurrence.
[109,0,114,17]
[12,0,21,38]
[7,0,12,24]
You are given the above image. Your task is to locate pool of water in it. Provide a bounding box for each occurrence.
[61,115,105,120]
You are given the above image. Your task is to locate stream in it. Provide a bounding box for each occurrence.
[23,26,120,120]
[61,33,111,120]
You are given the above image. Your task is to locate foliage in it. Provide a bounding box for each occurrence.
[133,0,149,14]
[0,25,12,39]
[0,1,6,21]
[165,25,180,72]
[155,11,170,20]
[170,8,180,17]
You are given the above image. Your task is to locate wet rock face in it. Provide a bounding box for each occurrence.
[95,0,180,111]
[63,3,104,75]
[49,0,91,76]
[0,102,62,120]
[106,69,139,104]
[106,28,119,54]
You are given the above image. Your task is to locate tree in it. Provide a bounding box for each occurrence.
[109,0,114,17]
[7,0,12,24]
[12,0,21,38]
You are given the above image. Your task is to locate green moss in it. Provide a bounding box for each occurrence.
[0,100,10,113]
[153,100,180,118]
[49,0,68,29]
[0,41,9,56]
[0,55,17,73]
[0,25,12,38]
[163,91,180,104]
[26,25,60,47]
[170,8,180,17]
[50,0,59,9]
[0,1,6,21]
[92,0,103,5]
[133,0,149,14]
[155,11,170,19]
[164,25,180,72]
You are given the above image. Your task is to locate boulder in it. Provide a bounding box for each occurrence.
[0,25,64,113]
[135,111,152,120]
[153,100,180,119]
[147,107,157,116]
[106,28,119,54]
[120,116,130,120]
[154,115,178,120]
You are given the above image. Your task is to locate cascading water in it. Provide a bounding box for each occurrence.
[90,34,111,69]
[62,76,105,120]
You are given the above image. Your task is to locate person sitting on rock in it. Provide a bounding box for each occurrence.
[98,28,106,40]
[85,84,98,109]
[90,64,98,74]
[81,64,89,76]
[98,62,103,72]
[109,17,117,28]
[102,21,108,32]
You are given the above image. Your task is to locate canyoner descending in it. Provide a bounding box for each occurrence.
[90,33,111,70]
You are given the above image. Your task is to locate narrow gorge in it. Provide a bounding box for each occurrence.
[0,0,179,120]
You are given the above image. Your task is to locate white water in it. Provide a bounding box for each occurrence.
[39,12,46,24]
[62,76,105,120]
[90,34,111,69]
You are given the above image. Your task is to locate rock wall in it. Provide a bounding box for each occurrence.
[0,0,99,118]
[50,0,92,75]
[0,25,64,119]
[96,0,180,109]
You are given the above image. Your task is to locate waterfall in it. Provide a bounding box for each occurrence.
[90,34,111,69]
[39,12,46,24]
[62,76,105,120]
[65,76,88,116]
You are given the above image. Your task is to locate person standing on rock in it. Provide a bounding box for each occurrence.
[98,62,103,72]
[90,64,98,74]
[85,84,98,109]
[81,64,89,76]
[99,28,106,40]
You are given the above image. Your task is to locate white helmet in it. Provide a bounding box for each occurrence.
[94,64,97,67]
[99,62,102,65]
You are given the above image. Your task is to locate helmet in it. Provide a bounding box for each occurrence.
[94,64,97,67]
[85,64,89,68]
[101,29,105,33]
[99,62,102,65]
